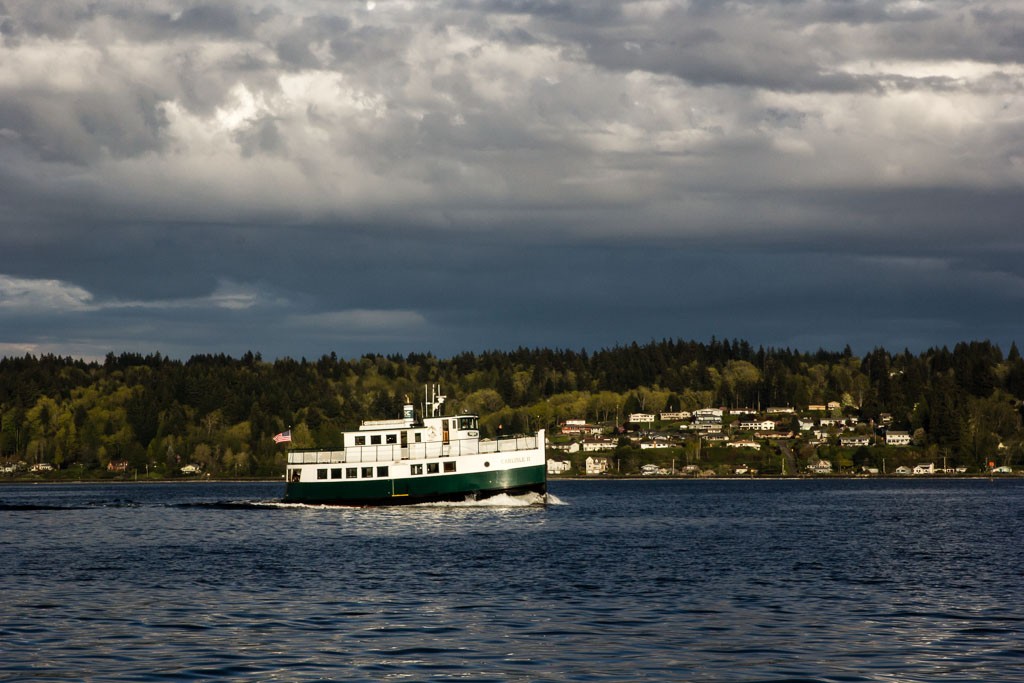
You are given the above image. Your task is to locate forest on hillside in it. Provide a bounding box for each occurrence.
[2,339,1023,477]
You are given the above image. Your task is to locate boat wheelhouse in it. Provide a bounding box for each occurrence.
[283,386,546,505]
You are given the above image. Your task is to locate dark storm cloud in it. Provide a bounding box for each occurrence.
[235,116,288,157]
[0,87,167,164]
[0,0,1022,360]
[274,15,353,68]
[167,3,262,37]
[504,0,1024,92]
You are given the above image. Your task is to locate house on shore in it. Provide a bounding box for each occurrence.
[807,459,832,474]
[547,459,572,474]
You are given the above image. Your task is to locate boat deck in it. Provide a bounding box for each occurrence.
[286,434,541,466]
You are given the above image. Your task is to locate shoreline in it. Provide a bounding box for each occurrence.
[0,477,284,485]
[2,474,1019,485]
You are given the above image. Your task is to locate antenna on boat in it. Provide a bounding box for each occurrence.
[422,384,446,417]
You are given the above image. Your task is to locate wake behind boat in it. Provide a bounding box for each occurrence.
[283,386,546,506]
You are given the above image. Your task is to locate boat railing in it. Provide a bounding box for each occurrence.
[287,433,540,465]
[477,434,539,454]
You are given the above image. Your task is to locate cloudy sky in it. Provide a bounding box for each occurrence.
[0,1,1022,361]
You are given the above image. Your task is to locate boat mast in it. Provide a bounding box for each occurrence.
[422,384,446,418]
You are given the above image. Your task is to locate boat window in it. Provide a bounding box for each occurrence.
[411,464,423,475]
[346,467,358,478]
[414,433,422,443]
[427,463,439,474]
[317,469,328,480]
[370,435,382,445]
[331,468,342,479]
[354,436,366,446]
[444,461,456,473]
[362,467,373,478]
[459,417,478,430]
[377,466,389,477]
[386,434,397,444]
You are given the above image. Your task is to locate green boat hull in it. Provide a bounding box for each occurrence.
[283,464,547,506]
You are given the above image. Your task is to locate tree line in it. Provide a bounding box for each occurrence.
[1,339,1022,476]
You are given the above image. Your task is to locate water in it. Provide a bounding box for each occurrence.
[1,478,1022,682]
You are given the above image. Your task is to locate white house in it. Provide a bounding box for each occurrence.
[547,459,572,474]
[738,419,775,431]
[731,407,759,416]
[180,464,202,475]
[694,407,724,418]
[581,437,616,452]
[756,431,793,440]
[913,462,935,475]
[585,456,610,475]
[727,439,762,450]
[807,459,832,474]
[659,411,691,421]
[693,408,724,426]
[560,421,602,435]
[886,431,911,446]
[841,435,872,447]
[629,413,656,424]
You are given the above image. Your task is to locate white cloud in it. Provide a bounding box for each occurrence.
[1,0,1020,235]
[839,59,1024,82]
[0,342,53,356]
[0,274,95,312]
[0,275,281,313]
[206,280,266,310]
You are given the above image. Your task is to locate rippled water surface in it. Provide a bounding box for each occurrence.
[2,478,1022,681]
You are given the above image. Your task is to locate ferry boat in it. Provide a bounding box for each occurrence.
[283,386,547,505]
